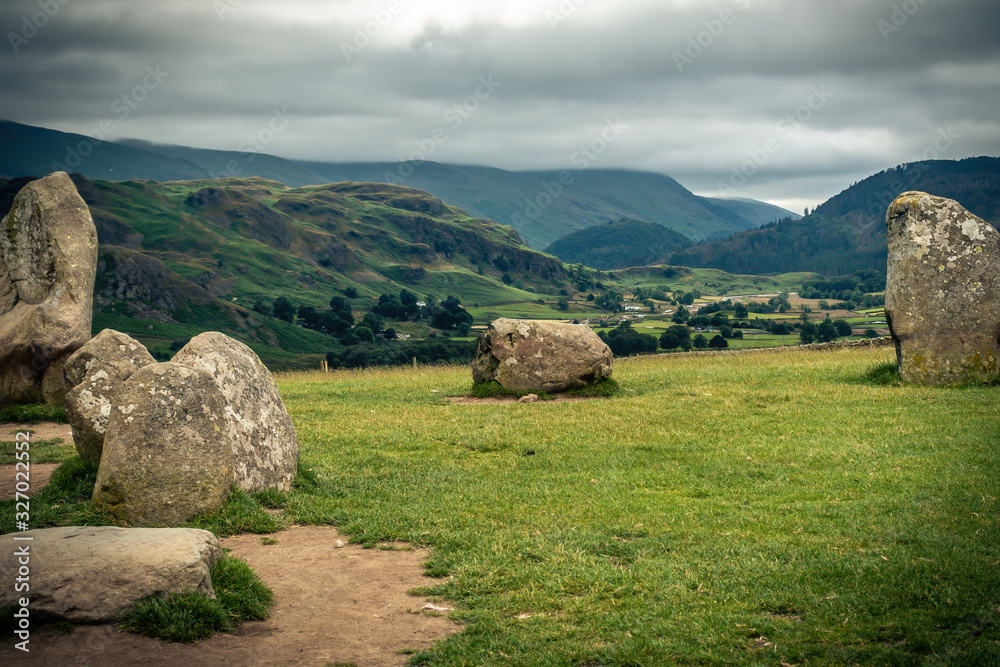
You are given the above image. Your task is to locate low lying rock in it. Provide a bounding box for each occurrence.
[63,329,156,463]
[473,318,613,393]
[172,332,298,493]
[0,526,222,622]
[93,362,235,525]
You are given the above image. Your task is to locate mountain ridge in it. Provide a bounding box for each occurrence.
[0,120,795,250]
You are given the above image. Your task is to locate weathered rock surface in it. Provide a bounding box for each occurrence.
[172,332,299,493]
[93,362,235,525]
[472,318,613,393]
[0,172,98,405]
[0,526,222,622]
[885,191,1000,385]
[63,329,156,463]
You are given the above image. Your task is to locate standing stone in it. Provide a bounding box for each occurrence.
[93,362,235,525]
[63,329,157,463]
[0,172,98,405]
[173,332,298,492]
[0,526,222,622]
[885,191,1000,385]
[473,318,613,393]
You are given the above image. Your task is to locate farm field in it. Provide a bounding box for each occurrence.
[273,346,1000,665]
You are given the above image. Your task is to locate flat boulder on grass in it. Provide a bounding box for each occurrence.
[472,318,613,393]
[885,191,1000,385]
[0,526,222,622]
[0,172,98,405]
[63,329,156,463]
[172,332,298,493]
[93,362,235,525]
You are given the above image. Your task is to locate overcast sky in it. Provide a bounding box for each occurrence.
[1,0,998,212]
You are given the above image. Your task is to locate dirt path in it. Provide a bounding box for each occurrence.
[0,422,73,500]
[1,424,461,666]
[1,525,460,666]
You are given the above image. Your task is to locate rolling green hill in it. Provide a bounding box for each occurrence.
[667,157,1000,275]
[1,173,582,365]
[545,218,693,270]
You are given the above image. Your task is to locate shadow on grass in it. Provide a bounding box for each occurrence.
[468,377,621,400]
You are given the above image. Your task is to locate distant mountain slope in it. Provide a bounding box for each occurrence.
[0,120,793,250]
[0,120,211,181]
[304,161,768,249]
[545,219,693,270]
[666,157,1000,275]
[115,138,333,188]
[703,197,802,230]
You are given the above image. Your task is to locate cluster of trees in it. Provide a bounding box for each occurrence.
[800,270,885,299]
[800,270,886,310]
[255,296,357,338]
[749,318,796,335]
[371,289,421,320]
[594,291,624,313]
[799,316,853,344]
[743,293,792,314]
[255,288,474,345]
[672,289,701,306]
[815,293,884,311]
[598,321,732,357]
[631,285,672,302]
[599,321,658,356]
[658,324,728,351]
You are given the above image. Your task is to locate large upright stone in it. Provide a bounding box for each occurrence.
[173,332,298,492]
[63,329,157,463]
[0,526,222,622]
[885,191,1000,385]
[473,318,613,393]
[93,362,235,525]
[0,172,98,405]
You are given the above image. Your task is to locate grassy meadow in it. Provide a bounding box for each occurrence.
[274,346,1000,665]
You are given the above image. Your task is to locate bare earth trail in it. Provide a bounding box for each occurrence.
[1,424,461,667]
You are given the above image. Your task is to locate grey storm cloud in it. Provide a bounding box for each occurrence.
[1,0,998,211]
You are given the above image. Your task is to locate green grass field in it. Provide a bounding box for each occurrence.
[5,346,996,663]
[271,346,1000,665]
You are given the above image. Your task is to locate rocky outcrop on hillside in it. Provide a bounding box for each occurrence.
[95,246,216,315]
[186,186,294,249]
